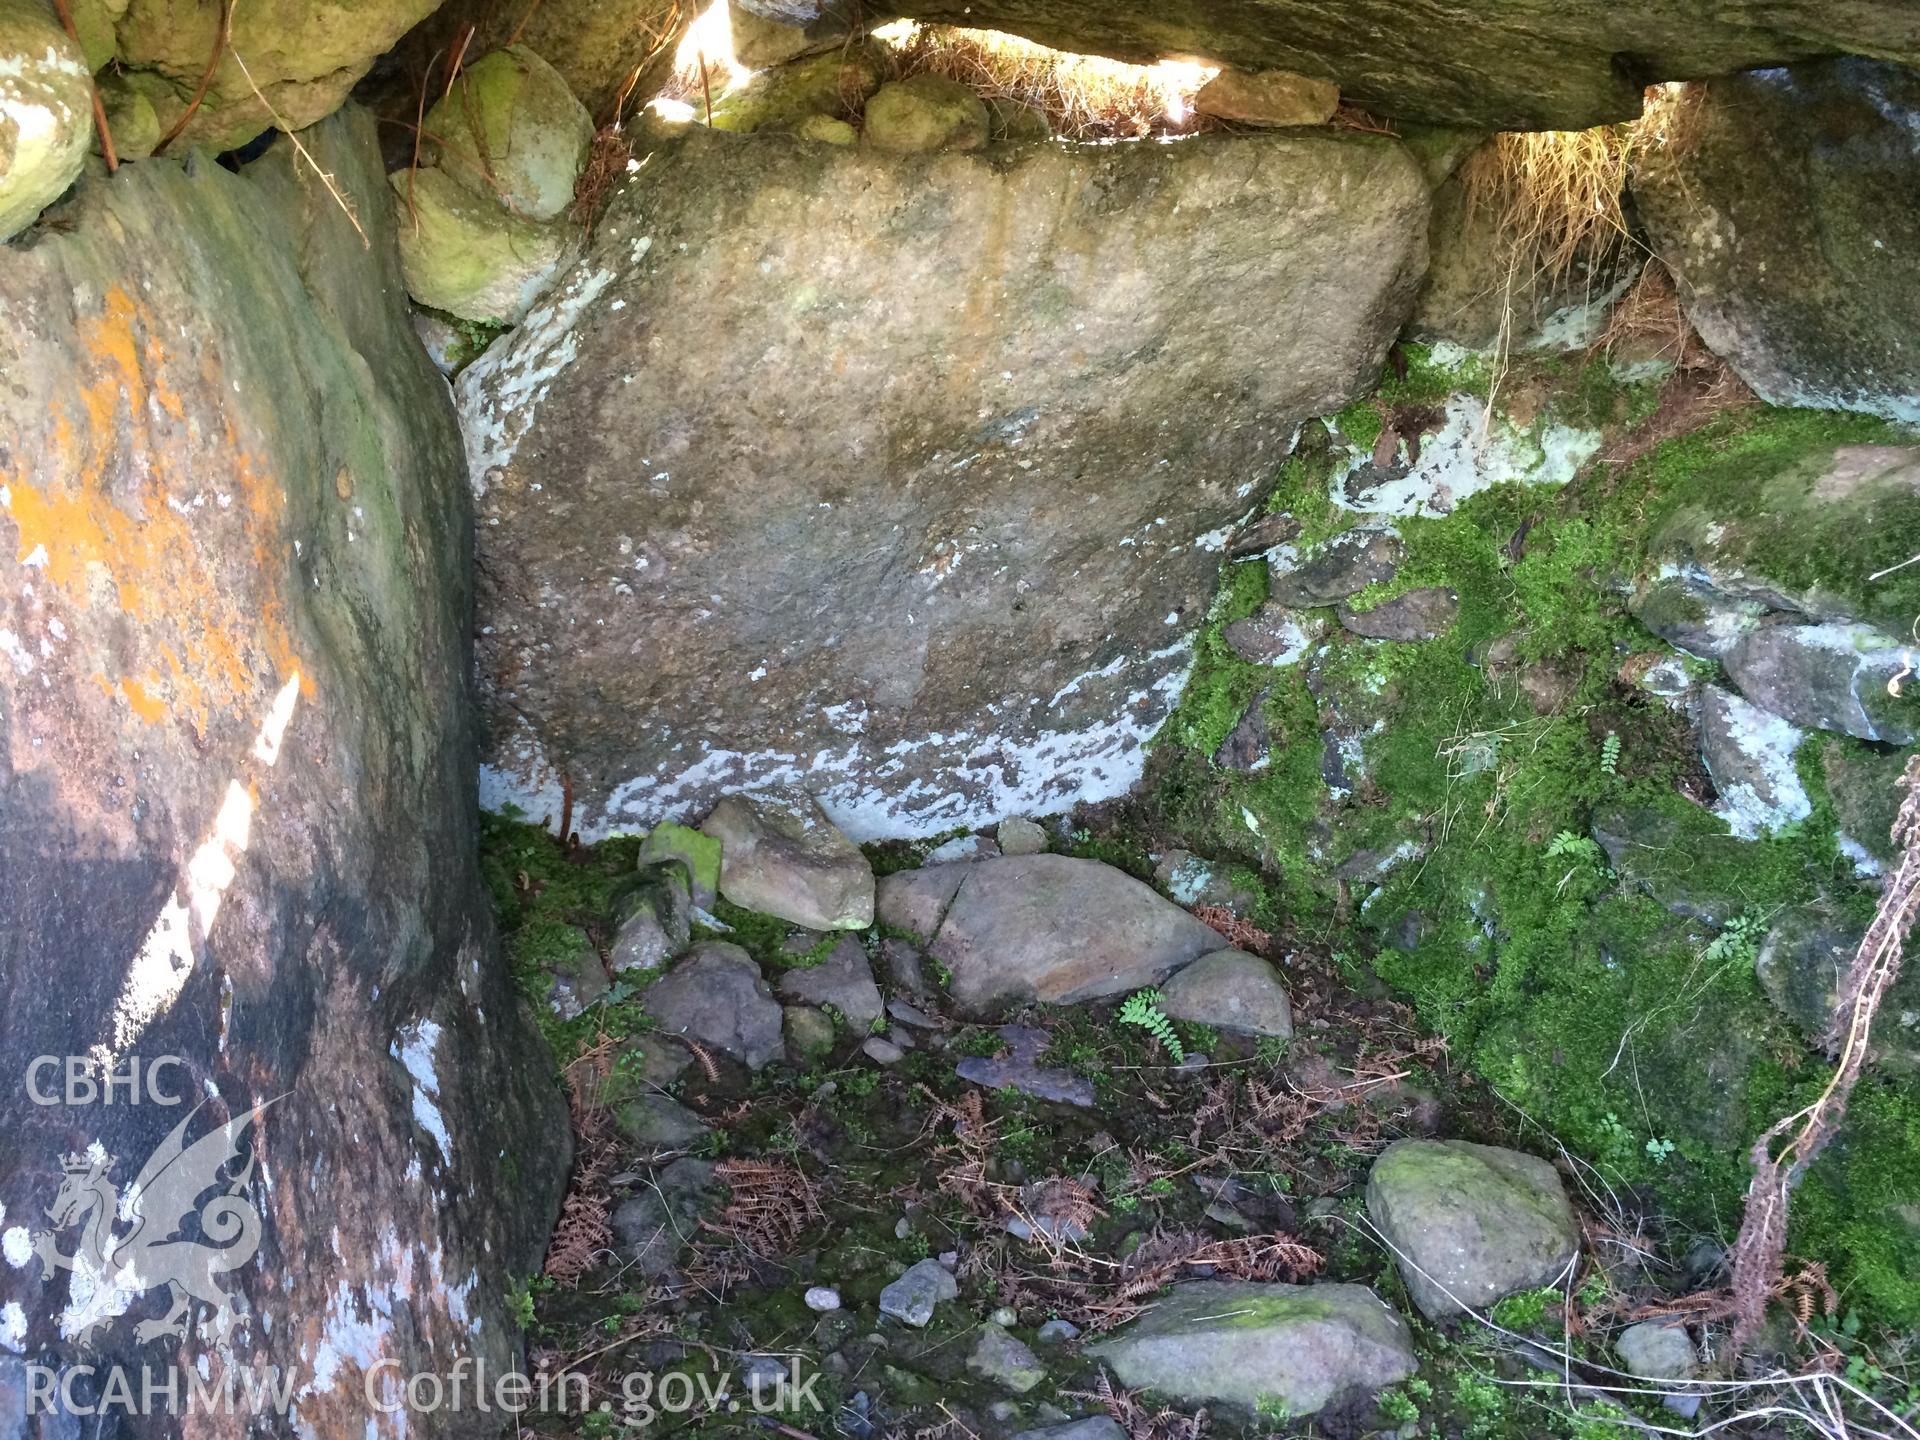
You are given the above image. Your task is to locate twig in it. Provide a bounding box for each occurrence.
[48,0,116,172]
[227,48,368,247]
[153,0,233,155]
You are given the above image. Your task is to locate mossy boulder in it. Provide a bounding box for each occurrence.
[729,0,865,69]
[1823,741,1912,872]
[425,45,593,222]
[102,0,443,152]
[639,820,724,908]
[1367,1139,1579,1319]
[1755,905,1920,1070]
[863,74,990,154]
[707,44,888,134]
[1633,60,1920,423]
[1640,444,1920,638]
[0,0,93,241]
[389,166,583,323]
[1090,1281,1415,1415]
[393,0,691,120]
[95,71,162,160]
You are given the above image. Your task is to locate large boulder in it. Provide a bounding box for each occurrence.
[1412,138,1636,350]
[0,108,565,1433]
[1722,623,1914,745]
[702,788,875,929]
[878,855,1226,1013]
[1367,1140,1580,1320]
[863,74,990,153]
[1193,67,1338,127]
[92,0,444,152]
[389,165,584,323]
[388,0,691,121]
[462,126,1428,839]
[1634,61,1920,423]
[424,45,594,222]
[641,942,785,1068]
[881,0,1918,130]
[1089,1281,1416,1416]
[0,0,93,241]
[728,0,867,68]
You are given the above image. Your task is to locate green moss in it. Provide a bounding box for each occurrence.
[1147,386,1920,1329]
[1633,407,1920,632]
[703,898,836,969]
[1157,555,1272,757]
[1331,398,1384,453]
[1791,1080,1920,1327]
[1379,340,1491,406]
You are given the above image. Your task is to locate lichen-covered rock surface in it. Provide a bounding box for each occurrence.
[1090,1281,1416,1415]
[463,125,1429,840]
[880,0,1920,129]
[1634,60,1920,423]
[0,0,93,241]
[0,107,565,1434]
[83,0,445,152]
[1367,1139,1580,1319]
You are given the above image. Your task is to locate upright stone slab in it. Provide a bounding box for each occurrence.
[463,125,1429,840]
[1634,60,1920,423]
[0,109,566,1437]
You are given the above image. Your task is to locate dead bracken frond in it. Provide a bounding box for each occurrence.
[920,1085,998,1214]
[1061,1367,1209,1440]
[1192,905,1271,953]
[684,1038,721,1083]
[700,1159,824,1257]
[542,1142,613,1285]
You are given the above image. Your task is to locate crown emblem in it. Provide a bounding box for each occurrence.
[60,1151,111,1175]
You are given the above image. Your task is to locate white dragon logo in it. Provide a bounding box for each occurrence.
[30,1099,278,1349]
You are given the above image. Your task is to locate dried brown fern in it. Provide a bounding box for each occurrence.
[1730,758,1920,1348]
[1192,905,1271,953]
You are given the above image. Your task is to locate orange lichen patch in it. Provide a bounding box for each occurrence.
[120,676,168,726]
[1,285,304,735]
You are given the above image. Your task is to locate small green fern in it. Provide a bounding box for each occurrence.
[1545,830,1603,865]
[1119,989,1185,1062]
[1600,731,1621,775]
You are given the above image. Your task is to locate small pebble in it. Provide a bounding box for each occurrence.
[887,998,940,1028]
[1036,1318,1081,1344]
[991,1306,1019,1327]
[864,1036,906,1064]
[805,1286,843,1312]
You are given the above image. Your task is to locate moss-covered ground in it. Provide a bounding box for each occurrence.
[1148,348,1920,1338]
[481,348,1920,1438]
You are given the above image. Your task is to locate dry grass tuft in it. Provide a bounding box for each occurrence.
[1464,82,1703,289]
[878,22,1217,139]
